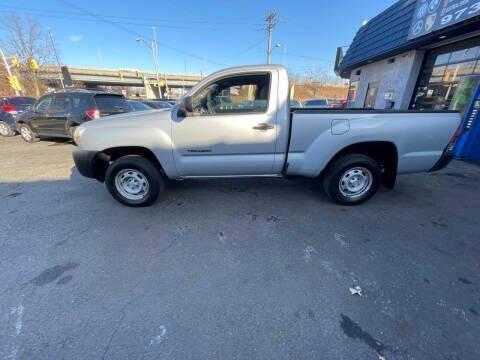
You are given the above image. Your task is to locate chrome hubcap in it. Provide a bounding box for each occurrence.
[0,123,8,135]
[114,169,150,201]
[20,127,32,141]
[339,167,373,199]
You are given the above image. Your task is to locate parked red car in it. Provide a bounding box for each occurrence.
[329,99,347,109]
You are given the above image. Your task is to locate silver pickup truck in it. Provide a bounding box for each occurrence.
[73,65,461,207]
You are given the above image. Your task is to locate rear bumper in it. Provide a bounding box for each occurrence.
[430,149,455,172]
[73,149,98,179]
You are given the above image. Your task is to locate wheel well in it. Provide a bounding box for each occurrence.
[324,141,398,188]
[92,146,165,182]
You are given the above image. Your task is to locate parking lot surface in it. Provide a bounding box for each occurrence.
[1,136,479,359]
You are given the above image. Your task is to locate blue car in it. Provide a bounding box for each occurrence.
[0,110,16,137]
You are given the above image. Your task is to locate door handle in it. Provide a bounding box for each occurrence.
[252,123,274,131]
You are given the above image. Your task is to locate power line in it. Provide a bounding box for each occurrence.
[56,0,229,67]
[221,36,266,63]
[287,52,331,63]
[2,10,263,32]
[0,5,264,27]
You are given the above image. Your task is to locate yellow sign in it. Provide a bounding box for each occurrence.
[6,75,22,91]
[30,58,39,71]
[11,56,20,68]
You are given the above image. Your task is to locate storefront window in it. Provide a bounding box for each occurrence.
[412,37,480,115]
[434,53,451,66]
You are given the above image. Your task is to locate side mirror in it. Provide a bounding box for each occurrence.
[177,96,193,117]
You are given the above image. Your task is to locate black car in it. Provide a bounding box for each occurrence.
[15,89,132,143]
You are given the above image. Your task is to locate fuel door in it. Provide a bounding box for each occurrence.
[331,119,350,135]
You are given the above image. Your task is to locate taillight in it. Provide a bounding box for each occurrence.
[85,109,100,120]
[446,127,461,152]
[1,105,17,114]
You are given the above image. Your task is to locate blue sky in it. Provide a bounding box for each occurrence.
[0,0,395,76]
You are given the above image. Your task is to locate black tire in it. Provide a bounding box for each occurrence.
[18,124,39,143]
[105,155,164,207]
[322,154,381,206]
[0,121,16,137]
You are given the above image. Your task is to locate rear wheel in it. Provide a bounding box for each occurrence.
[323,154,381,205]
[18,124,39,143]
[105,155,164,207]
[0,121,15,137]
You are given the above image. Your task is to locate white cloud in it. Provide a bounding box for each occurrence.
[69,35,84,43]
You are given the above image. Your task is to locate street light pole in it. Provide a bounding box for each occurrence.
[48,28,65,89]
[151,26,164,99]
[0,47,19,96]
[136,36,162,99]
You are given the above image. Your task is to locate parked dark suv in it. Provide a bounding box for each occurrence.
[15,90,132,143]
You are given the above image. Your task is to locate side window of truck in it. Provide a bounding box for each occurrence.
[191,73,270,116]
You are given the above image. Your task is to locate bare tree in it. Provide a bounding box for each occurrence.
[0,15,55,96]
[303,66,330,98]
[287,69,302,86]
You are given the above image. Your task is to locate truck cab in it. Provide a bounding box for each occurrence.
[172,65,290,177]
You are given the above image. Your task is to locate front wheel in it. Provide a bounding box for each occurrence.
[323,154,381,206]
[105,155,164,207]
[18,124,39,143]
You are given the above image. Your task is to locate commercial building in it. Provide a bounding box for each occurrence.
[336,0,480,160]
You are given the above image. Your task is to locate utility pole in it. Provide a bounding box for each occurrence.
[265,11,278,64]
[48,28,65,89]
[152,26,163,99]
[0,47,19,95]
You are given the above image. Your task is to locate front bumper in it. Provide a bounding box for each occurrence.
[430,149,455,172]
[72,149,98,179]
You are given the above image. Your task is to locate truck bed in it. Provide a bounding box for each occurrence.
[286,109,461,177]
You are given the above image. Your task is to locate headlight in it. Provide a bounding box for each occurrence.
[73,126,86,145]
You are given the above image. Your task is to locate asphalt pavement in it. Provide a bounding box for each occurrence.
[1,136,479,359]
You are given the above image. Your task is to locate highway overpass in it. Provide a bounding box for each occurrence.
[38,66,203,98]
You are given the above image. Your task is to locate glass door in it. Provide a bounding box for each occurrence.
[364,82,379,109]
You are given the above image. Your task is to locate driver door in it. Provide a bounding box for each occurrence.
[29,94,54,135]
[172,72,279,177]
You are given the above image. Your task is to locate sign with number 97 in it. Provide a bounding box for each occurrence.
[409,0,480,39]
